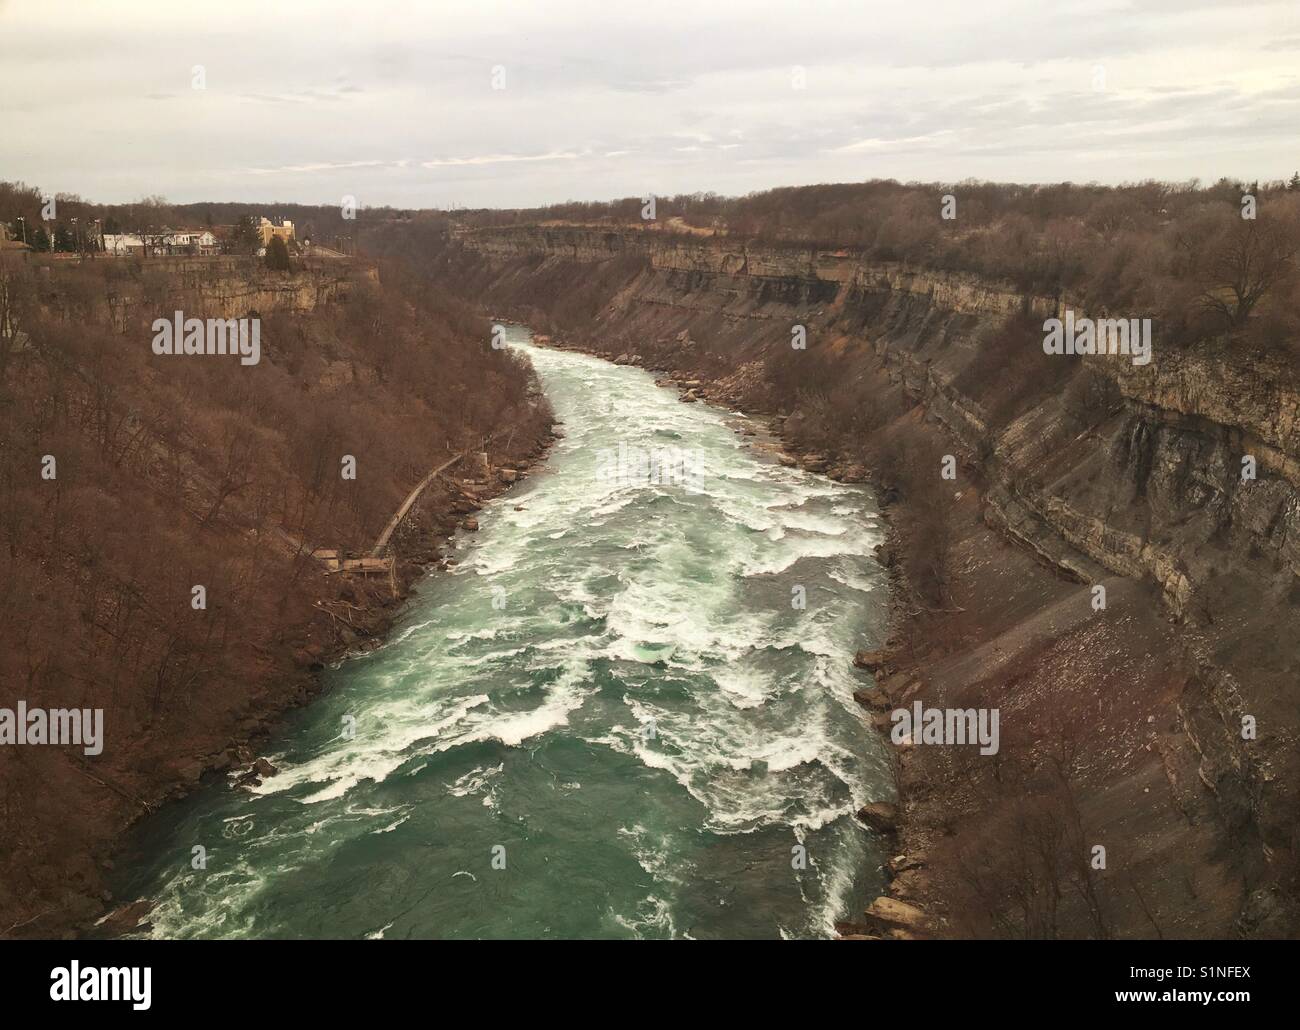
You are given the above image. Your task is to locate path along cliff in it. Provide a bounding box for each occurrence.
[0,252,555,938]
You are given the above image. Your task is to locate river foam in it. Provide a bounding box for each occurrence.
[116,326,893,940]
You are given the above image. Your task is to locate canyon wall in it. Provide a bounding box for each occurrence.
[457,224,1300,936]
[0,253,552,939]
[28,256,365,332]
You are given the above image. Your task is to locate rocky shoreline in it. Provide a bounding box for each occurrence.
[527,332,938,939]
[84,417,559,940]
[451,221,1294,937]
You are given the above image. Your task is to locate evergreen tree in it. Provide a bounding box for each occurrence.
[229,214,259,255]
[264,234,291,271]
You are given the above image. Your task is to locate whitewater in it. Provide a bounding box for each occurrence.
[116,325,893,939]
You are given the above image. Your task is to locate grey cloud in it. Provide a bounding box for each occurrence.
[2,0,1297,207]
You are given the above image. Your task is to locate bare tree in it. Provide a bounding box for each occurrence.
[1194,215,1297,328]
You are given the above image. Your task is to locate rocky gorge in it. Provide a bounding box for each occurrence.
[0,252,556,939]
[450,222,1300,938]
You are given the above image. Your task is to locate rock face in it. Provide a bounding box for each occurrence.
[459,220,1300,938]
[96,256,358,332]
[856,801,900,833]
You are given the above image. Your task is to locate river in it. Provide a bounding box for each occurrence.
[115,325,893,939]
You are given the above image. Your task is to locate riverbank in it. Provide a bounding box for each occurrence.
[0,248,565,940]
[76,421,556,941]
[102,331,886,939]
[511,310,1250,936]
[442,217,1300,936]
[543,330,1144,931]
[528,332,942,937]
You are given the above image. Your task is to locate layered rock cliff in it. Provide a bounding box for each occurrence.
[86,256,364,332]
[455,223,1300,937]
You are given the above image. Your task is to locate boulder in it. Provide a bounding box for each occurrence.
[252,757,278,778]
[498,468,519,484]
[463,517,479,531]
[856,801,900,833]
[864,896,927,933]
[853,685,891,710]
[853,648,890,672]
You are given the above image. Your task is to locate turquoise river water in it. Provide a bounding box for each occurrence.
[115,326,892,939]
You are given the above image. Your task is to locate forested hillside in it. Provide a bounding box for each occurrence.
[0,190,552,936]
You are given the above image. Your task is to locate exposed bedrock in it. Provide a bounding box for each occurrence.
[459,224,1300,936]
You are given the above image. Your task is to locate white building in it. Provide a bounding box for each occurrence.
[102,230,219,257]
[102,233,145,256]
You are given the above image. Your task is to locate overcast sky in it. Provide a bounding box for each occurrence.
[3,0,1298,209]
